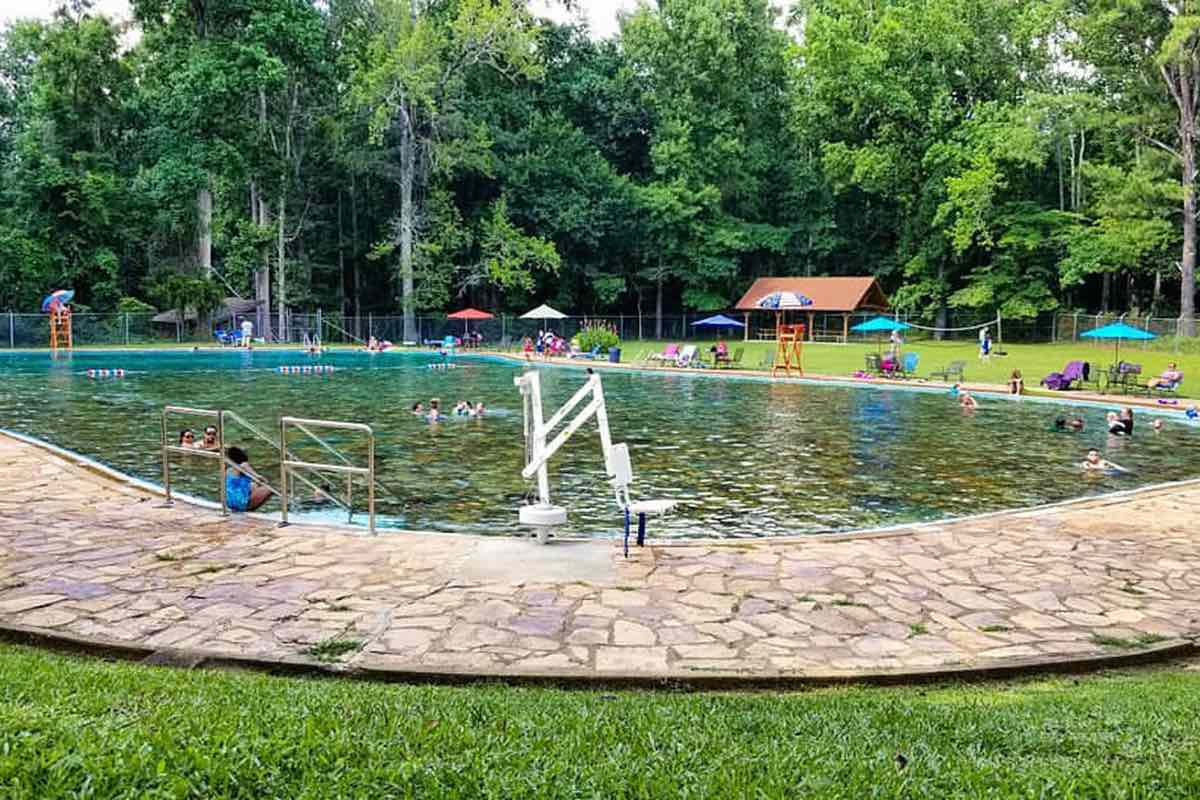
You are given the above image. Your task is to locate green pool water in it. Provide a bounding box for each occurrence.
[2,349,1197,538]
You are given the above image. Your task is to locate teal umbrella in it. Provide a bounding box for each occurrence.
[1080,321,1156,363]
[851,316,911,333]
[852,316,912,352]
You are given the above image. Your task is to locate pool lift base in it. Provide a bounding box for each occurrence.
[515,369,676,552]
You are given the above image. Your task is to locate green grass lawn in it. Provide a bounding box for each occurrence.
[3,644,1200,798]
[617,338,1199,399]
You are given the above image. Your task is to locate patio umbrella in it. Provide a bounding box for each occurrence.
[520,303,567,320]
[1080,321,1157,363]
[754,291,813,310]
[520,303,567,335]
[41,289,74,312]
[690,314,745,330]
[852,315,913,352]
[447,307,494,335]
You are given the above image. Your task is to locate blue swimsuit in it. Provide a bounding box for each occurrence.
[227,471,252,512]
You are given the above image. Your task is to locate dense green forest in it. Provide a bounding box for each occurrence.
[2,0,1199,339]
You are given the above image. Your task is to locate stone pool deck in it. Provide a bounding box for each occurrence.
[1,431,1198,684]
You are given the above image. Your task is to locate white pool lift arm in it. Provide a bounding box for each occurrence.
[515,369,675,549]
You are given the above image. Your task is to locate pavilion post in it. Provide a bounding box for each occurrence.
[842,313,849,344]
[806,311,815,342]
[743,312,749,341]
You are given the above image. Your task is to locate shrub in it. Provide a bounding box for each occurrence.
[576,320,619,353]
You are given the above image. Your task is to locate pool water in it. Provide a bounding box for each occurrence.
[2,349,1197,538]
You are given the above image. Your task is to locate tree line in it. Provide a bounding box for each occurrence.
[1,0,1198,338]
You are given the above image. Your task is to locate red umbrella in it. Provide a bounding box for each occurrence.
[447,307,494,335]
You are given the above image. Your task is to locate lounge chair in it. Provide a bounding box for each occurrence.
[1151,375,1184,395]
[213,328,239,347]
[928,360,965,383]
[575,345,602,360]
[897,352,919,378]
[1040,360,1087,391]
[716,347,743,369]
[675,345,701,367]
[648,343,680,364]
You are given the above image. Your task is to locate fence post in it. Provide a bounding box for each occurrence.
[8,312,12,348]
[124,313,129,346]
[368,313,373,339]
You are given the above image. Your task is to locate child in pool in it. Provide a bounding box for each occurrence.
[1081,448,1126,473]
[411,402,424,416]
[427,399,443,422]
[1106,412,1126,435]
[959,389,978,410]
[470,401,485,418]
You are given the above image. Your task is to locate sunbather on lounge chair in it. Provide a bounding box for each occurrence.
[1147,363,1184,390]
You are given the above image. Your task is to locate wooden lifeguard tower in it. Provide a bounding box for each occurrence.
[772,322,804,377]
[49,305,73,354]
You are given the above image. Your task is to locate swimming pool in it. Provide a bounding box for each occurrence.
[2,348,1196,538]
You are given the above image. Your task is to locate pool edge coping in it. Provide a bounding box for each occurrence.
[0,618,1193,690]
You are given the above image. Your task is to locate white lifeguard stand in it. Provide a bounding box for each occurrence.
[515,368,676,552]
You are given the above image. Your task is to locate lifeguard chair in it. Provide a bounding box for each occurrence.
[44,290,74,355]
[772,322,804,377]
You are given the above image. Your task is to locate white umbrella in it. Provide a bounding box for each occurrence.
[520,303,567,320]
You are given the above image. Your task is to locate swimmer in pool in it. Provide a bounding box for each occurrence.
[470,401,485,417]
[199,425,220,451]
[1152,418,1164,432]
[1054,416,1085,433]
[1081,448,1127,473]
[1106,412,1126,435]
[411,402,424,416]
[178,429,197,448]
[454,400,470,416]
[959,389,978,410]
[427,398,443,422]
[225,446,273,512]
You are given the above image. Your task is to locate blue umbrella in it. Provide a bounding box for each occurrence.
[41,289,74,312]
[691,314,746,329]
[1080,321,1156,362]
[851,316,911,333]
[755,291,812,310]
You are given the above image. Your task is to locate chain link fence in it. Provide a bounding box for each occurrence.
[3,309,1198,351]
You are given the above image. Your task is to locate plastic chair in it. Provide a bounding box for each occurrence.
[609,443,677,557]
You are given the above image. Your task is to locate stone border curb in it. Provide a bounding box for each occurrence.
[1,621,1193,691]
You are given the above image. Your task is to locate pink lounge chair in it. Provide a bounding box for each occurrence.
[648,343,680,364]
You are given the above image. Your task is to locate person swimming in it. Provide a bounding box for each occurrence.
[427,398,443,422]
[1119,406,1135,435]
[454,400,471,416]
[959,389,978,410]
[1054,416,1085,433]
[411,402,424,416]
[178,429,197,448]
[1106,412,1126,435]
[1081,448,1126,473]
[470,401,485,418]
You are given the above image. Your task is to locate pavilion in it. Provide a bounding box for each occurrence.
[733,276,890,342]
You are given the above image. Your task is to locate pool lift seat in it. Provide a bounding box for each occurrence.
[515,368,676,552]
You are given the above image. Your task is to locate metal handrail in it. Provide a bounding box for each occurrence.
[279,416,377,533]
[160,406,227,513]
[220,410,352,516]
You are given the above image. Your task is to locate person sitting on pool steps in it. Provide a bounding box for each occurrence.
[225,447,272,512]
[178,429,197,448]
[199,425,220,451]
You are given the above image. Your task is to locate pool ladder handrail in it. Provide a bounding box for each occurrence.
[279,416,378,533]
[161,407,392,531]
[223,408,403,525]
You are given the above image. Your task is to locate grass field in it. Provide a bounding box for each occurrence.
[2,644,1200,798]
[616,338,1199,399]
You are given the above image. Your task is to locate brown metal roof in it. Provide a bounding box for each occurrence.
[733,277,889,313]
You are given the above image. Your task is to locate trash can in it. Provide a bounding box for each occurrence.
[608,346,621,363]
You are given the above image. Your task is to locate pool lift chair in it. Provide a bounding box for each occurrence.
[515,368,677,554]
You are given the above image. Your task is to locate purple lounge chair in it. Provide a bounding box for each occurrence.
[1041,361,1088,391]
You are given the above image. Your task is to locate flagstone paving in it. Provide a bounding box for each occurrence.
[1,432,1198,681]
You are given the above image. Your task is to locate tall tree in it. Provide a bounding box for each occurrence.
[351,0,544,342]
[1074,0,1200,334]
